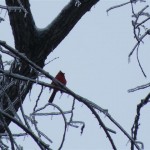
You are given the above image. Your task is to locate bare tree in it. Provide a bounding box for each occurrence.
[0,0,150,149]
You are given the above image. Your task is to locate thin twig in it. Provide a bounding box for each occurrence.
[136,44,146,77]
[128,82,150,92]
[107,1,130,14]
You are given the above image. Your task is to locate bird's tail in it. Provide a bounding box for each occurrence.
[49,90,57,103]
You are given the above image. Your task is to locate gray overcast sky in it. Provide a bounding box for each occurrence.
[1,0,150,149]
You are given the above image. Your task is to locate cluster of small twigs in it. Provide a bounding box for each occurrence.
[127,2,150,92]
[107,0,150,78]
[107,1,150,150]
[129,4,150,78]
[0,40,143,150]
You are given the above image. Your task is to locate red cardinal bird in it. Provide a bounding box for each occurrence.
[49,71,67,103]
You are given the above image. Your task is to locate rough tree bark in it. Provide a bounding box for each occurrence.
[0,0,99,133]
